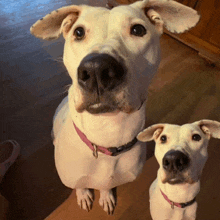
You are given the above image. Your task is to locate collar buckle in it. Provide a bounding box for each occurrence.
[92,144,98,159]
[171,201,174,209]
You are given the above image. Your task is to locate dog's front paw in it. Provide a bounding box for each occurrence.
[76,188,94,212]
[99,189,116,215]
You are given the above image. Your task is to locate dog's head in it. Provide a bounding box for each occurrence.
[137,120,220,185]
[30,0,199,115]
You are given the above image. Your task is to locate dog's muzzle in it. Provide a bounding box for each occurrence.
[77,53,126,95]
[162,150,190,184]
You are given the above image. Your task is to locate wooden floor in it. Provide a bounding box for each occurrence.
[1,0,220,220]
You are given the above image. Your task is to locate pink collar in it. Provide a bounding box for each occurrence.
[73,122,138,158]
[160,189,196,209]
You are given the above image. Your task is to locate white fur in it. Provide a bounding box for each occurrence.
[138,120,220,219]
[30,0,200,214]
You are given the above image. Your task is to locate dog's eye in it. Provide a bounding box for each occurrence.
[130,24,147,37]
[160,135,167,143]
[192,134,201,141]
[74,27,85,40]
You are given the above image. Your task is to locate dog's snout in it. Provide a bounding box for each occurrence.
[163,150,189,173]
[77,53,125,94]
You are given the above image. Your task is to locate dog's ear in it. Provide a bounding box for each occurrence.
[137,124,164,142]
[30,5,81,40]
[134,0,200,34]
[195,120,220,139]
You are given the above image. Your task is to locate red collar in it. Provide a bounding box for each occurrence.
[160,189,196,209]
[73,122,138,158]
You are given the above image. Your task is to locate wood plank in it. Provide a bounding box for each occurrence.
[0,195,8,220]
[165,31,220,66]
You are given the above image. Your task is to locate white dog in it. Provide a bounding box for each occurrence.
[30,0,199,215]
[137,120,220,220]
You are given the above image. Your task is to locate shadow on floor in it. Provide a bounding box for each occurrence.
[0,142,72,220]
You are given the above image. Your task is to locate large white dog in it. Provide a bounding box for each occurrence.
[30,0,199,215]
[137,120,220,220]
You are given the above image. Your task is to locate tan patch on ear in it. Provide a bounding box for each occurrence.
[61,14,78,39]
[30,5,81,40]
[153,128,163,140]
[200,125,211,139]
[146,8,164,34]
[137,124,164,142]
[196,119,220,139]
[140,0,200,34]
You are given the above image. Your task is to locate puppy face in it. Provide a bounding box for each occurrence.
[65,4,160,114]
[153,124,209,184]
[30,0,200,115]
[137,120,220,185]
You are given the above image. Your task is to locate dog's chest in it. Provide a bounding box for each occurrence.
[150,181,197,220]
[73,154,141,189]
[55,130,145,189]
[53,97,146,189]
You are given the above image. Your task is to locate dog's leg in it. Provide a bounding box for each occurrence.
[99,189,116,215]
[76,188,94,212]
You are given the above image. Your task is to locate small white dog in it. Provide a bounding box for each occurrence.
[30,0,199,215]
[137,120,220,220]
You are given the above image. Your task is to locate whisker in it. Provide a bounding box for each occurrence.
[58,84,71,96]
[47,56,64,63]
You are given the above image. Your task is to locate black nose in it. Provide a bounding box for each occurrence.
[77,53,125,94]
[163,150,190,172]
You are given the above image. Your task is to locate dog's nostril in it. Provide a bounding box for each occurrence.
[101,68,116,79]
[176,158,184,171]
[177,156,189,171]
[101,69,111,88]
[164,159,170,166]
[107,69,115,78]
[80,70,90,81]
[102,69,110,78]
[176,159,181,166]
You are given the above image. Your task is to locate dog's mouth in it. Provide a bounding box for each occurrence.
[162,172,185,185]
[86,103,118,114]
[75,93,144,114]
[84,102,137,114]
[165,177,186,185]
[79,101,143,114]
[76,96,120,114]
[161,170,195,185]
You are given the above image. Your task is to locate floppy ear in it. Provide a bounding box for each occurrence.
[137,124,165,142]
[30,5,81,40]
[134,0,200,34]
[195,120,220,139]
